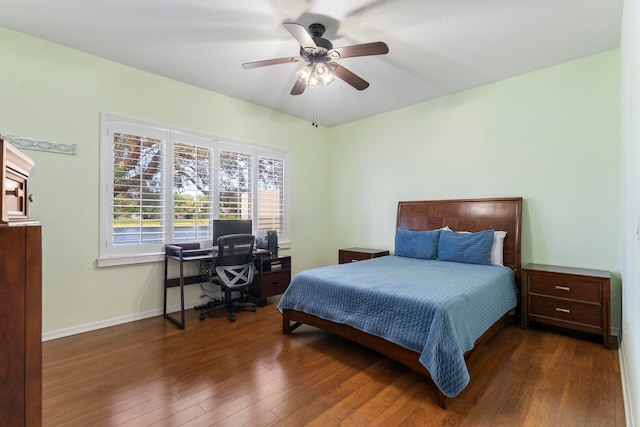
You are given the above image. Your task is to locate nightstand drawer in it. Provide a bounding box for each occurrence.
[529,295,602,329]
[339,251,373,263]
[528,274,602,303]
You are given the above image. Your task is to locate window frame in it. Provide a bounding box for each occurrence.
[99,113,289,267]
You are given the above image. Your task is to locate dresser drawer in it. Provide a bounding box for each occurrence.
[1,140,35,224]
[3,168,29,221]
[529,295,602,330]
[528,273,602,303]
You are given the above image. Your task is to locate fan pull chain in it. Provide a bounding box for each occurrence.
[312,87,318,127]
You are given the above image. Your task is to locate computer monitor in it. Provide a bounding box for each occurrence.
[212,219,252,245]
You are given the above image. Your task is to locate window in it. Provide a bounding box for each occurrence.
[257,156,285,232]
[99,114,288,266]
[218,148,253,220]
[173,135,214,243]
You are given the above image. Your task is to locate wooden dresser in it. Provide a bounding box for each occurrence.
[1,139,41,425]
[338,247,390,264]
[0,225,42,425]
[521,263,611,349]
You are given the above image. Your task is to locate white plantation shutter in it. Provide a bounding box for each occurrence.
[99,114,288,266]
[109,125,167,252]
[218,149,253,220]
[173,139,214,243]
[257,155,285,233]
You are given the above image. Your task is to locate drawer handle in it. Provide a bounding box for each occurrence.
[554,285,570,291]
[6,187,23,198]
[555,308,571,314]
[351,259,359,262]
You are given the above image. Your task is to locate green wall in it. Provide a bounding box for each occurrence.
[329,50,621,329]
[620,0,640,423]
[0,26,333,335]
[0,26,621,336]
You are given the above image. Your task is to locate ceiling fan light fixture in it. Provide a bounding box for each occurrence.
[242,22,389,96]
[315,63,328,76]
[323,73,336,86]
[296,65,312,83]
[308,75,319,88]
[296,63,335,88]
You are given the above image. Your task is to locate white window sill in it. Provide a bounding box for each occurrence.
[98,241,291,267]
[97,253,164,267]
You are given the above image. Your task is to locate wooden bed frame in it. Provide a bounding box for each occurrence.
[282,197,523,409]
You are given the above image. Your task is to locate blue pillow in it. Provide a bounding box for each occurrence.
[395,228,440,260]
[437,229,494,265]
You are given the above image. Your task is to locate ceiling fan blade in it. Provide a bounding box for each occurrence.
[330,63,369,90]
[283,22,317,50]
[290,79,306,95]
[328,42,389,60]
[242,56,304,69]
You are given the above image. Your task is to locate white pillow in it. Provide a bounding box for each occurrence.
[491,231,507,266]
[444,227,506,266]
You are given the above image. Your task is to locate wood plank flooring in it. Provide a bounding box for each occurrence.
[42,303,625,426]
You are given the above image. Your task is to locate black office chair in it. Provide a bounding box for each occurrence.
[199,234,257,322]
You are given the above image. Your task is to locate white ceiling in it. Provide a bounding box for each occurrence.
[0,0,623,127]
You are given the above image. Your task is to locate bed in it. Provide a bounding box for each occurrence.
[277,197,523,408]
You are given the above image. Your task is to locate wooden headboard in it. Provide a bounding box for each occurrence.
[396,197,523,285]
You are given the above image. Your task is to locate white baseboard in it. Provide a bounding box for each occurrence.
[41,302,199,342]
[619,340,635,427]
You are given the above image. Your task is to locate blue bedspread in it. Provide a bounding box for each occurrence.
[277,255,518,397]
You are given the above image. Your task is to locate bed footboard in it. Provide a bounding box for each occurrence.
[281,308,515,409]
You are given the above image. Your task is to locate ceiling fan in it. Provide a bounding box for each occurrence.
[241,22,389,95]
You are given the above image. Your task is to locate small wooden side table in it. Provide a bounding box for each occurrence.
[521,263,611,349]
[339,247,390,264]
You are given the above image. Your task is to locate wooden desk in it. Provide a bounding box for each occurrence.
[163,244,281,329]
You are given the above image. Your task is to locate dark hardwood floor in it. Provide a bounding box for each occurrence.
[42,302,625,426]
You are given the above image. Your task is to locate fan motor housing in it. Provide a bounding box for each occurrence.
[309,23,333,52]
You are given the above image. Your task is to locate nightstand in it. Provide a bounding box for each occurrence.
[521,263,611,349]
[339,247,389,264]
